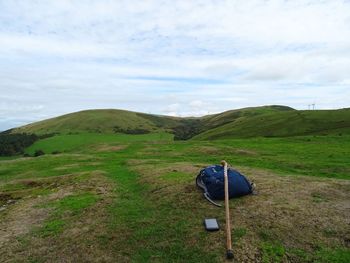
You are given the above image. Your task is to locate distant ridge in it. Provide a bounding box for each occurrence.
[193,108,350,140]
[9,106,350,140]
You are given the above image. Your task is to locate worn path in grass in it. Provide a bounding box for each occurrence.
[98,144,220,262]
[0,133,350,262]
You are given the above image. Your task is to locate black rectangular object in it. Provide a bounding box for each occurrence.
[204,218,219,231]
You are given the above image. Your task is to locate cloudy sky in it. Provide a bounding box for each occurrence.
[1,0,350,130]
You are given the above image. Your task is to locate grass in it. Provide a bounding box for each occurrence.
[314,247,350,263]
[38,193,99,237]
[287,246,350,263]
[25,132,173,155]
[40,219,66,237]
[134,135,350,179]
[160,171,192,182]
[0,154,96,183]
[261,241,286,263]
[1,133,350,262]
[233,227,247,242]
[51,193,99,215]
[219,135,350,179]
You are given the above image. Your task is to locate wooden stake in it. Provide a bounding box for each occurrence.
[221,160,234,259]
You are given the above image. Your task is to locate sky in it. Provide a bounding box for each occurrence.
[1,0,350,131]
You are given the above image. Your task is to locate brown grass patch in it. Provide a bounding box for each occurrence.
[131,162,350,262]
[227,167,350,262]
[0,198,49,247]
[0,169,116,262]
[94,144,127,152]
[189,146,258,157]
[234,149,258,156]
[191,146,221,155]
[53,163,80,170]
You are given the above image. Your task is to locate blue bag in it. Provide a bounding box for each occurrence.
[196,165,253,206]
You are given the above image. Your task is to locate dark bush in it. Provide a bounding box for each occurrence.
[173,119,202,140]
[113,126,150,134]
[0,133,38,156]
[34,149,45,157]
[124,128,150,134]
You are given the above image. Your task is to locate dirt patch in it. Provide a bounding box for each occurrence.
[0,169,116,262]
[192,146,221,155]
[234,149,258,156]
[0,177,81,249]
[0,157,36,164]
[0,198,49,247]
[1,171,106,192]
[53,163,80,170]
[94,144,126,152]
[190,146,258,157]
[54,162,101,171]
[0,193,14,206]
[43,197,116,262]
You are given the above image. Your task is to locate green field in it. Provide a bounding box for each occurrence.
[1,132,349,262]
[24,132,173,155]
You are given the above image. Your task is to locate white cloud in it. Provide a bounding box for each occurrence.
[163,103,181,115]
[0,0,350,130]
[189,100,205,108]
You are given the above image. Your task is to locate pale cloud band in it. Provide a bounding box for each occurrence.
[0,0,349,130]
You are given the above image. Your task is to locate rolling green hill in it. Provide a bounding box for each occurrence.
[10,106,292,137]
[11,109,181,135]
[8,106,350,140]
[199,105,294,132]
[193,108,350,140]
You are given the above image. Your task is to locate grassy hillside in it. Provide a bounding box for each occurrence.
[9,106,350,140]
[11,109,182,135]
[169,105,295,140]
[193,108,350,140]
[10,105,293,137]
[197,105,294,133]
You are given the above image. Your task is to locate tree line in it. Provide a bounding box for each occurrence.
[0,133,51,156]
[172,119,202,140]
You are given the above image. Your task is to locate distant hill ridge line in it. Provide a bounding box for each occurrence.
[9,105,350,140]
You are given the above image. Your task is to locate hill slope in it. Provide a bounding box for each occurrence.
[199,105,294,132]
[10,106,293,137]
[193,108,350,140]
[8,106,350,140]
[170,105,295,139]
[11,109,182,135]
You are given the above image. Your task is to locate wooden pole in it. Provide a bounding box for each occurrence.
[221,160,234,259]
